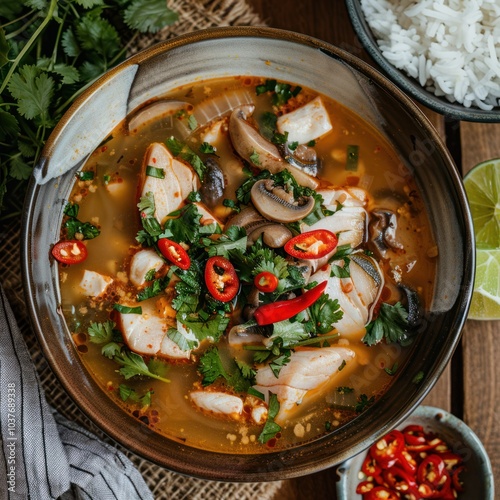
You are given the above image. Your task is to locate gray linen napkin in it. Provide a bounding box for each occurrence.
[0,286,154,499]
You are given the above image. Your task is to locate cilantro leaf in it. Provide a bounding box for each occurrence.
[119,384,153,408]
[177,312,229,343]
[165,137,206,181]
[114,350,170,383]
[203,225,247,258]
[363,302,409,346]
[8,65,54,123]
[75,15,120,59]
[124,0,178,33]
[258,393,281,443]
[198,347,252,392]
[161,203,202,243]
[0,111,19,140]
[308,294,343,335]
[355,394,375,413]
[87,320,115,344]
[167,327,197,352]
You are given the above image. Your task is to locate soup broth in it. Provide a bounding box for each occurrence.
[57,76,436,453]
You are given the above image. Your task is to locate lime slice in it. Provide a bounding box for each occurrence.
[464,159,500,248]
[468,248,500,320]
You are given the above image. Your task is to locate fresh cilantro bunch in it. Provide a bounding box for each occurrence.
[0,0,178,221]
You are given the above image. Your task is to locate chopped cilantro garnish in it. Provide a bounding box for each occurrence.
[63,202,100,240]
[307,294,343,335]
[199,142,216,154]
[114,350,170,383]
[119,384,153,408]
[412,371,424,384]
[167,327,197,352]
[385,362,399,376]
[165,136,206,181]
[76,170,94,181]
[249,150,260,166]
[113,304,142,314]
[145,165,165,179]
[355,394,375,413]
[363,302,409,346]
[258,393,281,444]
[198,346,252,392]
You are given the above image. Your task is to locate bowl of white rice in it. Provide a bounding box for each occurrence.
[346,0,500,122]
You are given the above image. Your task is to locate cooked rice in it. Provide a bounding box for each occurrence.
[360,0,500,110]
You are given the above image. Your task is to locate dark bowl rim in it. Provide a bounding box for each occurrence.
[345,0,500,123]
[21,25,475,481]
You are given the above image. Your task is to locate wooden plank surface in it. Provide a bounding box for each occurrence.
[460,122,500,488]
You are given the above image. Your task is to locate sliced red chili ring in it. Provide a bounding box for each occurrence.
[157,238,190,270]
[383,465,417,491]
[439,452,463,471]
[284,229,338,259]
[253,281,327,326]
[204,256,239,303]
[355,480,375,495]
[52,240,88,265]
[254,271,279,293]
[451,465,465,493]
[417,454,446,488]
[361,454,382,478]
[364,485,400,500]
[397,449,418,474]
[369,429,405,468]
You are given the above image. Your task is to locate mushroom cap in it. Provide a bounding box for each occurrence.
[250,179,315,223]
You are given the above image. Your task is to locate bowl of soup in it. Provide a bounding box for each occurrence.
[22,26,474,481]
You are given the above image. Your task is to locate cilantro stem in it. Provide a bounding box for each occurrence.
[5,15,39,40]
[0,9,35,30]
[0,0,58,95]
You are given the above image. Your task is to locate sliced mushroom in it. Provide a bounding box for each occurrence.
[228,105,319,189]
[284,142,319,177]
[199,158,225,208]
[370,209,404,258]
[250,179,315,223]
[247,223,292,248]
[226,207,292,248]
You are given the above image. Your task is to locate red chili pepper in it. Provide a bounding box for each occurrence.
[52,240,88,265]
[253,281,327,326]
[417,454,446,488]
[361,454,382,478]
[451,465,465,493]
[204,256,239,303]
[284,229,338,259]
[157,238,190,270]
[383,466,417,492]
[355,480,375,495]
[254,271,279,293]
[357,427,465,500]
[369,430,405,468]
[363,485,400,500]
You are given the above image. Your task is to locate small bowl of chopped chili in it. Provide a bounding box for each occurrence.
[336,405,494,500]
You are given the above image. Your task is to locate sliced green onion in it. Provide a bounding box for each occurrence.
[76,171,94,181]
[114,304,142,314]
[346,145,359,171]
[146,165,165,179]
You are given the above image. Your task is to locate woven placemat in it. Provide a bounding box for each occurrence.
[1,2,285,498]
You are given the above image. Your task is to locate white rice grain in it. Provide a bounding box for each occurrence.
[360,0,500,109]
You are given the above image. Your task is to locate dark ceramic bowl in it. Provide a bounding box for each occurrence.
[337,405,494,499]
[22,26,474,481]
[345,0,500,122]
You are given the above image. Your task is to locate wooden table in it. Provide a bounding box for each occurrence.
[248,1,500,497]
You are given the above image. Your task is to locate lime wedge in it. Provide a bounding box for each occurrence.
[468,249,500,320]
[464,159,500,248]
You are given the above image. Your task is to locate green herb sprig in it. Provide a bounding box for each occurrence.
[0,0,178,221]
